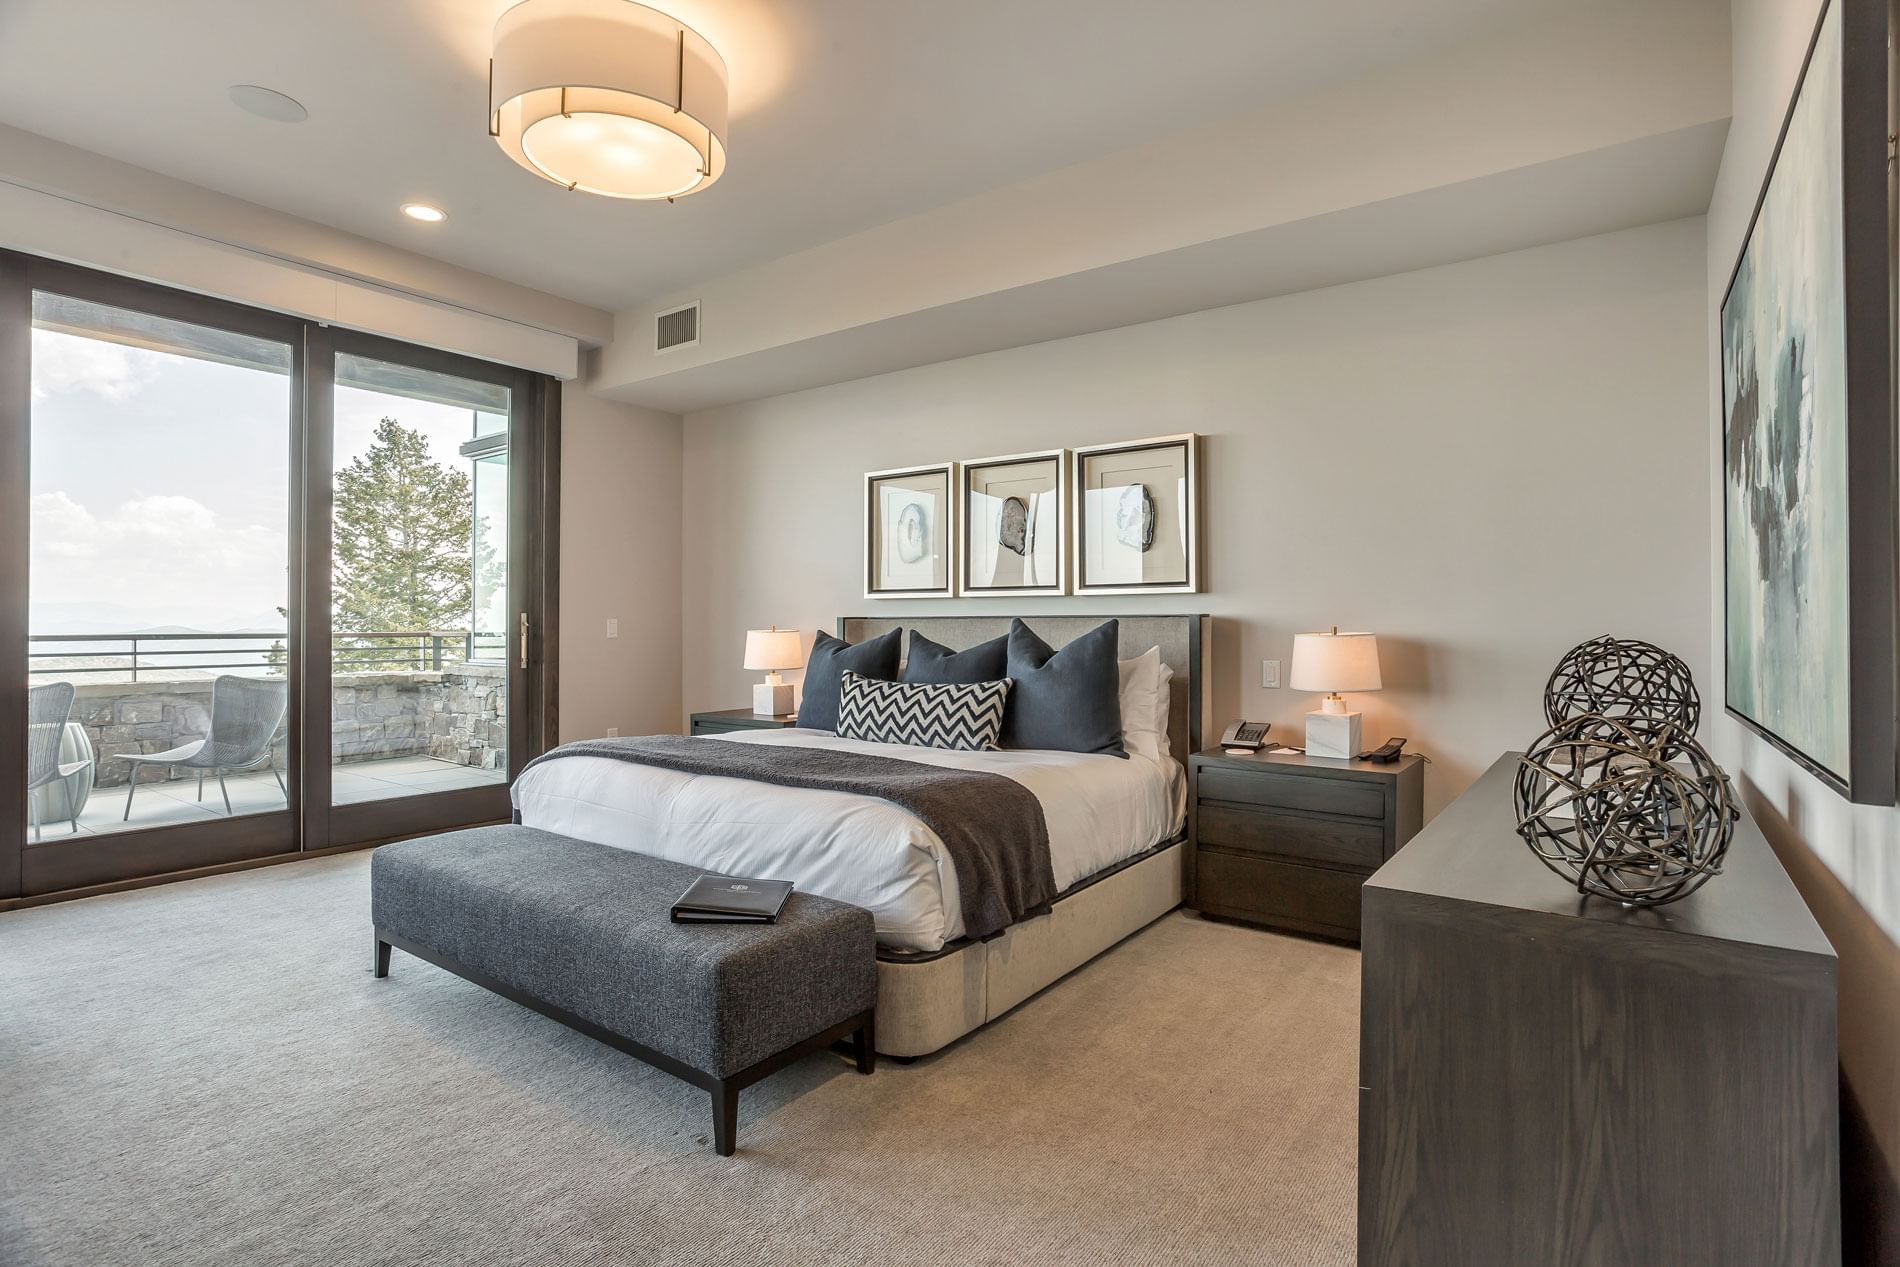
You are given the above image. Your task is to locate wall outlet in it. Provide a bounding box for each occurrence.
[605,726,619,738]
[606,618,619,639]
[1261,659,1281,689]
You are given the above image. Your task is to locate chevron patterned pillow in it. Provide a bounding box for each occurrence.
[836,670,1011,751]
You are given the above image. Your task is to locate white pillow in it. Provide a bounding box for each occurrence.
[1118,647,1174,763]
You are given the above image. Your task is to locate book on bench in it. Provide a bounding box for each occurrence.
[671,874,794,924]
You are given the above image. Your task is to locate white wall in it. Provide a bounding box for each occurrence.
[681,219,1711,818]
[599,0,1729,410]
[1706,1,1900,1254]
[558,382,683,743]
[0,126,604,377]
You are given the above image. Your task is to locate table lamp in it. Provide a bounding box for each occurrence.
[744,627,803,716]
[1289,628,1381,759]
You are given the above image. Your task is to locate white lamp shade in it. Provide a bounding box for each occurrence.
[1289,631,1382,693]
[491,0,729,200]
[743,628,803,672]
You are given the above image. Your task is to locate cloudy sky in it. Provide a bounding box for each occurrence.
[30,326,487,635]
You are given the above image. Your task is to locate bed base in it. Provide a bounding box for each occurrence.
[871,837,1185,1057]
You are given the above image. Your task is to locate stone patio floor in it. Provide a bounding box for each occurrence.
[30,754,507,839]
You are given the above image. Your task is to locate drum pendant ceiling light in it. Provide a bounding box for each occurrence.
[489,0,729,201]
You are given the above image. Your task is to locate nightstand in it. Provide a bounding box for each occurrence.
[1188,747,1423,944]
[689,708,799,736]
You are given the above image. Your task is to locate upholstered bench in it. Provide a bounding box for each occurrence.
[370,824,877,1156]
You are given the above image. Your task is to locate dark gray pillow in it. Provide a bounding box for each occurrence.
[1001,618,1126,757]
[903,631,1009,685]
[797,628,902,731]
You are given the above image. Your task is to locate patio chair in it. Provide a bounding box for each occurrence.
[27,682,92,841]
[121,676,288,820]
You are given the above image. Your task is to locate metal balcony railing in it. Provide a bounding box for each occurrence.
[26,631,489,681]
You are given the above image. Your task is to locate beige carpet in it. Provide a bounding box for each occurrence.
[0,852,1359,1266]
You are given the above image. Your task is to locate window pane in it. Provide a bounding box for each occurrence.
[26,294,292,838]
[471,452,509,664]
[330,353,509,803]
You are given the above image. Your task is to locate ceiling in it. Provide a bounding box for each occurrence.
[0,0,1593,313]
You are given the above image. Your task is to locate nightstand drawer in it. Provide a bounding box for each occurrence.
[1198,804,1384,870]
[1196,849,1363,937]
[690,710,798,736]
[1197,767,1384,819]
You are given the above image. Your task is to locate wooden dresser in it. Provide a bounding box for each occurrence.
[1187,748,1423,944]
[1358,754,1840,1266]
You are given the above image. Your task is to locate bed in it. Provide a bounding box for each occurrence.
[512,614,1209,1057]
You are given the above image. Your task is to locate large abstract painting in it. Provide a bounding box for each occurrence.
[1722,2,1849,781]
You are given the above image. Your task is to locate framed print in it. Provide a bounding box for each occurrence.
[961,449,1067,596]
[1073,434,1199,595]
[864,463,956,599]
[1720,0,1895,804]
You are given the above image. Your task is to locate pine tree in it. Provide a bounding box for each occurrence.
[333,418,474,661]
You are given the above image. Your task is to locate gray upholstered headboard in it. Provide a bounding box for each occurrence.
[837,615,1210,760]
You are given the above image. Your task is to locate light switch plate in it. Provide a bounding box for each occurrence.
[606,618,619,638]
[1261,659,1281,689]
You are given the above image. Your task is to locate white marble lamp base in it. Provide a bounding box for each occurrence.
[1305,710,1362,760]
[753,680,793,716]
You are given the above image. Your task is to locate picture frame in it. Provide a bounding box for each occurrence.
[1719,0,1895,804]
[960,449,1068,597]
[1072,434,1200,595]
[863,463,957,599]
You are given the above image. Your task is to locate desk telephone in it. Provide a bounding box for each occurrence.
[1361,738,1407,763]
[1219,720,1272,751]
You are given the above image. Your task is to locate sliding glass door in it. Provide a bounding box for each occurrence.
[312,334,539,849]
[0,253,556,900]
[4,263,302,893]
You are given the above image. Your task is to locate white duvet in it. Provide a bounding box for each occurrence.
[510,728,1185,953]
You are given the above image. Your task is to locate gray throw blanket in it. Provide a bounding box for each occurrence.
[516,735,1056,941]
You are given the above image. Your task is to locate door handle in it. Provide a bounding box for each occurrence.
[519,612,529,670]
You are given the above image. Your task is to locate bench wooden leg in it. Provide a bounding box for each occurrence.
[374,937,391,979]
[856,1013,876,1075]
[711,1082,739,1157]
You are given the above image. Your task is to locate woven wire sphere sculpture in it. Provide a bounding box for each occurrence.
[1544,636,1700,756]
[1513,714,1737,907]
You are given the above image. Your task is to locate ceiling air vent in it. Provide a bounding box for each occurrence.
[655,302,700,353]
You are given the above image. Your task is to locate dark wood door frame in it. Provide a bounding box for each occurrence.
[530,375,561,753]
[0,253,30,902]
[0,250,563,905]
[297,322,334,853]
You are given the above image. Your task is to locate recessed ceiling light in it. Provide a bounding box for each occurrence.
[400,203,448,224]
[227,84,308,123]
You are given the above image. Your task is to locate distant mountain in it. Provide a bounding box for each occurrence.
[215,612,292,634]
[30,600,286,637]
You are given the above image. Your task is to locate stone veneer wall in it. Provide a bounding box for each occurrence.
[70,664,507,787]
[74,681,213,788]
[334,664,507,769]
